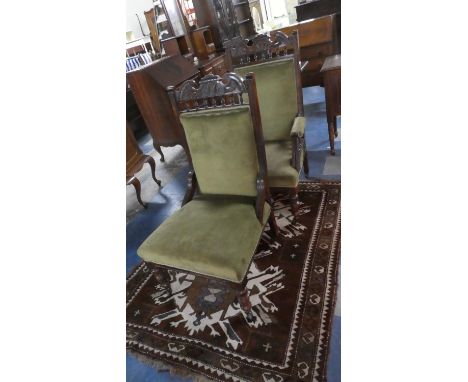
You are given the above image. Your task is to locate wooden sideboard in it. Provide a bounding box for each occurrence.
[190,26,217,59]
[295,0,340,53]
[272,15,339,87]
[126,55,199,161]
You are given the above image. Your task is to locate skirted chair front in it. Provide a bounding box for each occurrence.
[225,31,309,217]
[137,72,278,322]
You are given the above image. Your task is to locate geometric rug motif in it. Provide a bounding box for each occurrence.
[127,182,341,382]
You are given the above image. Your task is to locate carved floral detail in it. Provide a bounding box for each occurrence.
[224,31,295,65]
[175,72,246,111]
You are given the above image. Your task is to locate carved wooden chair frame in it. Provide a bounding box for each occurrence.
[155,73,280,322]
[224,31,309,216]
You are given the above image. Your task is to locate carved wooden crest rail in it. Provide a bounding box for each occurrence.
[174,72,246,112]
[224,31,297,67]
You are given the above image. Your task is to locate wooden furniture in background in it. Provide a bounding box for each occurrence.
[272,15,338,87]
[126,38,154,57]
[190,26,216,59]
[126,87,147,137]
[248,0,263,31]
[321,54,341,155]
[161,35,193,58]
[126,55,199,161]
[196,53,226,76]
[192,0,225,50]
[144,8,162,53]
[180,0,198,27]
[189,24,227,76]
[192,0,255,49]
[232,0,256,38]
[159,0,195,58]
[161,0,188,36]
[126,122,161,208]
[295,0,340,21]
[295,0,340,53]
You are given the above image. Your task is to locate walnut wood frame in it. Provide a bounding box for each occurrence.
[168,72,276,225]
[164,72,279,322]
[224,31,310,217]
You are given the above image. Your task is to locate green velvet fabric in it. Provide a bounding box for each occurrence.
[180,106,258,197]
[137,197,271,283]
[265,140,300,188]
[235,58,298,141]
[290,116,305,137]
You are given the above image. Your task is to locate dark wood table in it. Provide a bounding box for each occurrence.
[321,54,341,155]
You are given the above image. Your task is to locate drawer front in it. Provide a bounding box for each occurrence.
[301,43,334,59]
[274,15,334,47]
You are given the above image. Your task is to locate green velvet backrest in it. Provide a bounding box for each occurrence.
[180,105,259,197]
[235,57,298,142]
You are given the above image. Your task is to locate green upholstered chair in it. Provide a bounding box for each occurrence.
[137,72,278,322]
[224,31,309,217]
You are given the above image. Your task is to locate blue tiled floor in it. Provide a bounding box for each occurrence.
[126,86,341,381]
[126,167,188,274]
[328,316,341,381]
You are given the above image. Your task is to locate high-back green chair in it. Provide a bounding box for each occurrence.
[224,31,309,217]
[137,72,278,323]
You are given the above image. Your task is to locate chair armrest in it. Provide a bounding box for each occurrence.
[255,177,266,223]
[290,117,306,171]
[290,116,306,138]
[182,169,197,206]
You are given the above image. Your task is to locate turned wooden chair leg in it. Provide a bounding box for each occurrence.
[129,177,147,209]
[238,286,255,323]
[290,187,299,218]
[155,145,165,162]
[303,149,310,176]
[146,156,162,187]
[268,208,279,238]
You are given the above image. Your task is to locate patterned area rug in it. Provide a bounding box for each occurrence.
[126,182,341,382]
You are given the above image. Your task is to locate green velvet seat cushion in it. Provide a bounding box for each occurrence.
[235,57,298,141]
[265,140,301,188]
[137,197,270,283]
[180,106,258,197]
